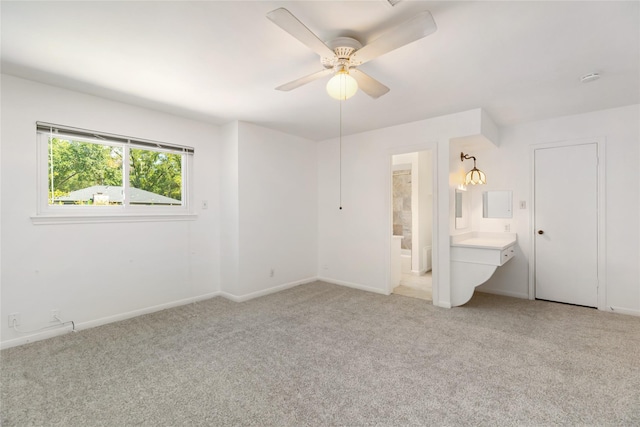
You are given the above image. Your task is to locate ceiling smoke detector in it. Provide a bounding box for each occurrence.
[580,73,600,83]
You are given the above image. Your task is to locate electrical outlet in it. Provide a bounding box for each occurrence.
[8,313,20,327]
[504,224,511,232]
[270,268,275,278]
[50,309,60,323]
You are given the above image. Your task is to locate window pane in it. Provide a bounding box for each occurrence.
[129,148,183,206]
[48,138,123,206]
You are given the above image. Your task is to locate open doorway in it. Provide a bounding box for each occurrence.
[390,150,434,301]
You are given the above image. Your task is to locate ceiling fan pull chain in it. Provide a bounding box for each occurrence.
[339,99,343,210]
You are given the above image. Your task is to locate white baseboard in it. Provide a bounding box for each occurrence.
[317,277,389,296]
[1,325,75,350]
[604,306,640,316]
[1,278,322,349]
[476,287,529,299]
[220,277,318,303]
[0,291,221,350]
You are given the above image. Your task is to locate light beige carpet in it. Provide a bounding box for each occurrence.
[2,281,639,426]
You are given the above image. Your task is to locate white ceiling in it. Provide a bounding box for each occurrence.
[2,1,638,141]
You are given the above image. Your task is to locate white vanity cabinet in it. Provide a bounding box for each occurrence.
[451,235,516,266]
[450,232,517,306]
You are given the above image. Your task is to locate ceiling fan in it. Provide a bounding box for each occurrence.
[266,8,437,100]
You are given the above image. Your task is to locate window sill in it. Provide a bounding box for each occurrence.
[31,213,198,225]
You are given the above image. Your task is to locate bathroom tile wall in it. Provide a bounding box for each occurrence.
[393,170,412,250]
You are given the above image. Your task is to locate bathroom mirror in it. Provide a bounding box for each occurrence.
[483,191,513,218]
[455,189,469,229]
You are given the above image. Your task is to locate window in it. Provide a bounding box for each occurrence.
[35,122,194,222]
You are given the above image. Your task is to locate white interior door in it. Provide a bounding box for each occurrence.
[534,143,598,307]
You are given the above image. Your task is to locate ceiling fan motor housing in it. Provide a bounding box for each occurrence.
[321,36,363,69]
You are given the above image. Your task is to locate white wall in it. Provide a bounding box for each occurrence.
[1,77,319,348]
[475,105,640,314]
[317,109,491,307]
[1,75,220,347]
[3,74,636,351]
[450,140,472,234]
[220,122,240,297]
[449,122,500,235]
[232,122,318,299]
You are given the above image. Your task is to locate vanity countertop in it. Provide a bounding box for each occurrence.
[450,232,517,250]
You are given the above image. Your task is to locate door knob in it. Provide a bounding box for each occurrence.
[537,230,544,235]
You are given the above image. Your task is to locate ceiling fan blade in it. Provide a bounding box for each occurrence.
[267,8,335,58]
[275,69,334,91]
[351,11,437,64]
[351,69,390,99]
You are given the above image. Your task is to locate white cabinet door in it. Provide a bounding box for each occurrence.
[534,143,598,307]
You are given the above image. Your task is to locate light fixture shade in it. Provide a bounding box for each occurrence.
[465,167,487,185]
[326,72,358,100]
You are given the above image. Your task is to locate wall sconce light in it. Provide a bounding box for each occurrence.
[460,152,486,185]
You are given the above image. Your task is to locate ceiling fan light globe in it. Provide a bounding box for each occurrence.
[326,73,358,100]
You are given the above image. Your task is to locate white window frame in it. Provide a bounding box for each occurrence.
[33,122,196,224]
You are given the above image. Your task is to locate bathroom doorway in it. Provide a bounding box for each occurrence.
[390,150,434,301]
